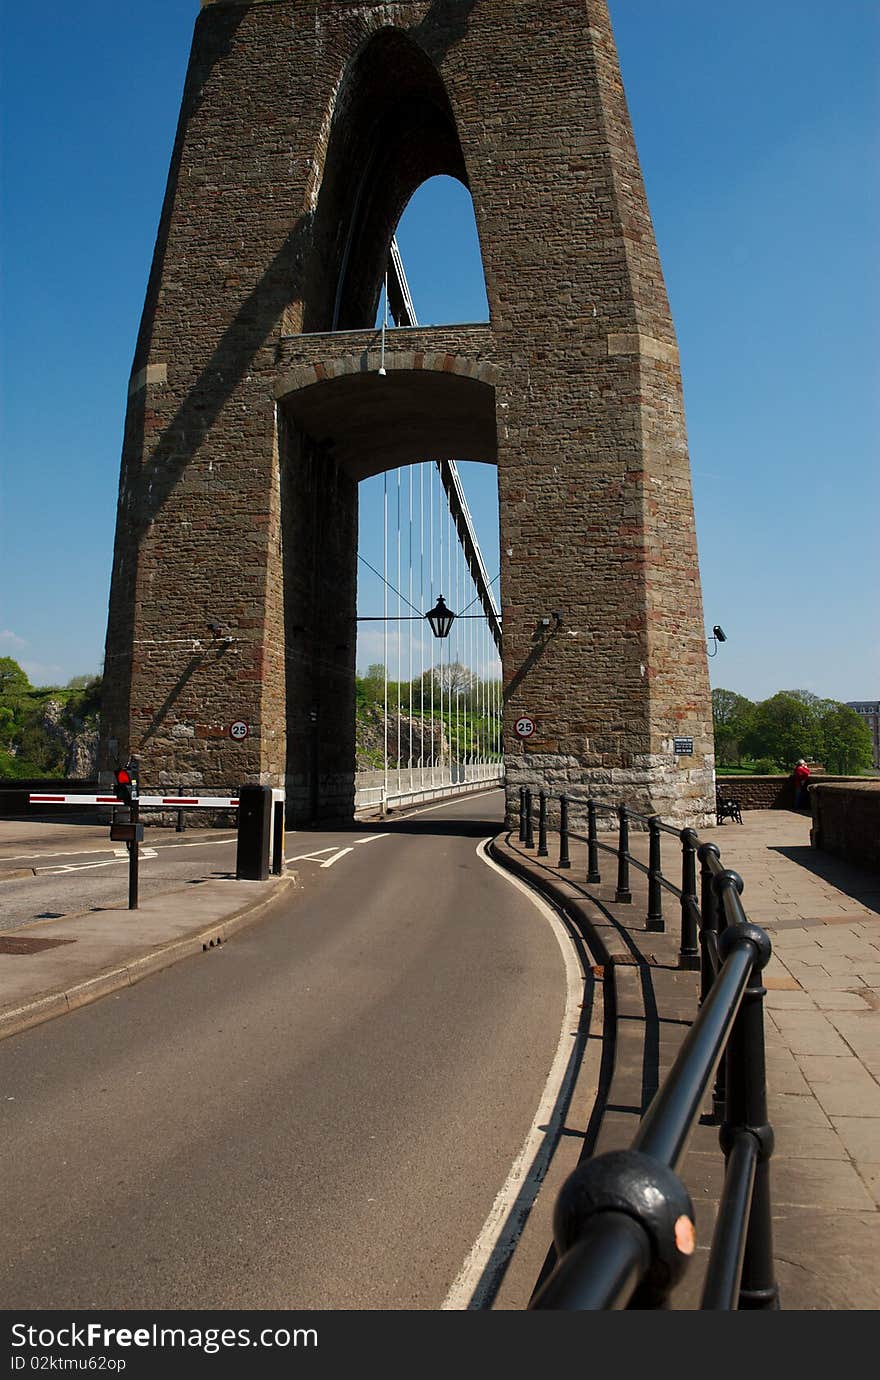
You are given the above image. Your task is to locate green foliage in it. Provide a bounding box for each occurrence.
[713,686,872,776]
[817,703,873,774]
[0,657,31,701]
[741,691,821,769]
[711,688,755,766]
[750,757,780,775]
[0,659,102,779]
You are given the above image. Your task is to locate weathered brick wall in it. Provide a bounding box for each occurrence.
[102,0,714,824]
[810,783,880,872]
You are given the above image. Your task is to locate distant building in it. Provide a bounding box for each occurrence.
[847,701,880,768]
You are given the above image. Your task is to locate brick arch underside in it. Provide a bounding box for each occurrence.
[276,356,498,481]
[304,26,470,332]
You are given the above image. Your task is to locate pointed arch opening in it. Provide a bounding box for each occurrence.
[305,28,471,332]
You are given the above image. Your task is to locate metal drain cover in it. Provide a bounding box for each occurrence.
[0,935,77,955]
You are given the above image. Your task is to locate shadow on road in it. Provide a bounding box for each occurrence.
[295,817,503,841]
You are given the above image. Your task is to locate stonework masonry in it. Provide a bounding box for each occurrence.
[102,0,715,826]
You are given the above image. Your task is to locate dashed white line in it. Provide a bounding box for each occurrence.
[354,834,389,845]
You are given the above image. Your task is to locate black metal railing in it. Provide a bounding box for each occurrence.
[515,788,778,1311]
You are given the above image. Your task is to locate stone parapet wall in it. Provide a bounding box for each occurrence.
[714,775,865,811]
[714,776,797,810]
[810,783,880,872]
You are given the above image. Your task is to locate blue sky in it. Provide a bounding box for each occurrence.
[1,1,877,704]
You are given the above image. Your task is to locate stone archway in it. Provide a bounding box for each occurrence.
[275,342,498,822]
[101,1,715,825]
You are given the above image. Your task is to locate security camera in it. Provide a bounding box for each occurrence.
[712,625,727,642]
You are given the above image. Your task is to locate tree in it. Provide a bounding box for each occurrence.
[742,692,821,770]
[426,661,477,700]
[0,657,31,701]
[817,703,873,775]
[711,689,755,766]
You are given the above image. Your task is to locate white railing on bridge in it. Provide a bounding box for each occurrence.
[355,763,503,813]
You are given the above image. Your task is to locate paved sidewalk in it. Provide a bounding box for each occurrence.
[0,821,293,1040]
[493,808,880,1310]
[705,811,880,1309]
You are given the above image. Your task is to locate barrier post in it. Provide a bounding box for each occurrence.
[271,797,285,876]
[128,799,139,910]
[236,784,273,881]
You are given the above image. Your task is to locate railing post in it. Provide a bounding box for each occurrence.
[678,828,700,970]
[538,790,549,856]
[615,805,632,904]
[646,816,664,931]
[558,794,571,869]
[524,788,535,850]
[699,843,722,1006]
[708,865,743,1123]
[586,799,601,883]
[519,786,527,842]
[718,919,779,1310]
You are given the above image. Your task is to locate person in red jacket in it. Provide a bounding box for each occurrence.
[794,758,811,809]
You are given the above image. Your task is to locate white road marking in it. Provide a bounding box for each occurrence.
[37,857,130,876]
[320,848,354,868]
[36,846,160,875]
[354,834,389,845]
[285,846,345,863]
[2,836,237,863]
[441,838,586,1312]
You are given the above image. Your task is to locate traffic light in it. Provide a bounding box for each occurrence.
[114,761,139,807]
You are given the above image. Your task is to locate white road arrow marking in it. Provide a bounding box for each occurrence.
[319,848,354,868]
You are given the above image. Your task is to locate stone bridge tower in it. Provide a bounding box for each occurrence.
[101,0,715,825]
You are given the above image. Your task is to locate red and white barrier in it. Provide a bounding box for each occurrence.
[29,794,239,808]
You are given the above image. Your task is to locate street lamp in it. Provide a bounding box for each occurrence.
[425,595,456,639]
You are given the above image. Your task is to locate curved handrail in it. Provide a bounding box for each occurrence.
[517,787,778,1311]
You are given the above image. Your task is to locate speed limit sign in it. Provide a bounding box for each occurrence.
[229,720,249,741]
[514,715,536,739]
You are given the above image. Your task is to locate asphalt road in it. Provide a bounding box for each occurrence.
[0,791,574,1310]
